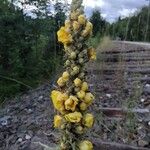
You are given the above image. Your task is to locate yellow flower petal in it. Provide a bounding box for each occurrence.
[79,102,87,111]
[81,82,88,91]
[65,96,78,111]
[57,77,65,87]
[51,90,68,113]
[74,78,82,87]
[77,90,85,99]
[79,140,93,150]
[83,113,94,128]
[87,48,96,60]
[54,115,62,128]
[65,112,82,123]
[57,26,73,45]
[85,21,93,33]
[78,15,86,25]
[62,71,70,82]
[84,92,94,105]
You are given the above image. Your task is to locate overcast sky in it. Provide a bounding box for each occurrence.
[83,0,149,22]
[23,0,149,23]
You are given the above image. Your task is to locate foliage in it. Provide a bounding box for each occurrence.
[90,10,108,37]
[0,0,66,102]
[108,6,150,42]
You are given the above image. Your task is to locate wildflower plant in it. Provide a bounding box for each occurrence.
[51,0,96,149]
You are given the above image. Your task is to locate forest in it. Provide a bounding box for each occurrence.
[0,0,150,102]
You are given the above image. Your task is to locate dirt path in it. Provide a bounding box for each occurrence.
[0,41,150,150]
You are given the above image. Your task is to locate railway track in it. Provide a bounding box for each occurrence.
[87,41,150,149]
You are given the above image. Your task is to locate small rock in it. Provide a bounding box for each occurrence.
[38,96,43,100]
[140,98,145,103]
[0,116,11,126]
[25,134,31,140]
[18,138,23,142]
[145,84,150,87]
[28,109,33,114]
[145,75,148,78]
[148,121,150,126]
[144,84,150,94]
[138,140,149,147]
[106,94,111,98]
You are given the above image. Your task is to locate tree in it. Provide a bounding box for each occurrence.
[90,10,107,37]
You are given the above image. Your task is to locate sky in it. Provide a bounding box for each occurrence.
[21,0,149,23]
[83,0,149,22]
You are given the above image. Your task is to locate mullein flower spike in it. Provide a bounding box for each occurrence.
[50,0,96,149]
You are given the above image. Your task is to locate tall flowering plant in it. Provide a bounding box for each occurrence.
[51,0,96,149]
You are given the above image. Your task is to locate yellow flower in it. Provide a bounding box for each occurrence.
[61,93,69,101]
[79,102,87,111]
[88,48,96,60]
[81,82,88,91]
[65,112,82,123]
[51,90,68,113]
[78,15,86,25]
[77,90,85,99]
[65,96,78,111]
[54,115,62,128]
[57,26,73,45]
[83,113,94,128]
[74,78,82,87]
[84,93,94,105]
[78,140,93,150]
[85,21,93,33]
[62,71,70,82]
[57,77,65,87]
[73,21,80,31]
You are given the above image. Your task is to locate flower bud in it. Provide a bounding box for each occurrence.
[54,115,62,128]
[81,82,88,91]
[84,92,94,105]
[74,87,80,93]
[65,60,71,67]
[62,71,70,81]
[77,90,85,99]
[78,140,93,150]
[73,66,80,74]
[79,58,84,64]
[70,52,77,60]
[78,15,86,25]
[75,125,84,134]
[65,112,82,123]
[83,113,94,128]
[57,77,65,87]
[74,78,82,87]
[80,102,87,111]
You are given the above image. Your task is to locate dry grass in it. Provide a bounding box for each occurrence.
[97,36,113,53]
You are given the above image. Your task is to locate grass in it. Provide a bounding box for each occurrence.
[0,56,63,104]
